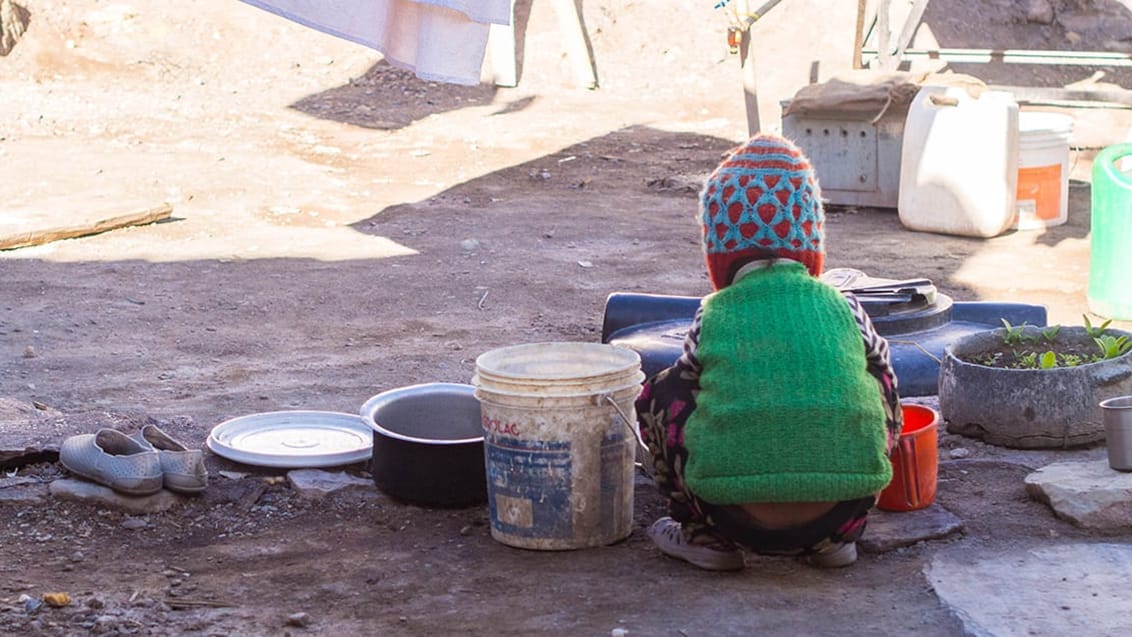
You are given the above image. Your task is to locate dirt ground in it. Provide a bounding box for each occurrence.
[3,0,1132,635]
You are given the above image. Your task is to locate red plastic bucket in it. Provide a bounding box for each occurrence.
[877,403,939,512]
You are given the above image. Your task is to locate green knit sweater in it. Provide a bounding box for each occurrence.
[684,262,891,503]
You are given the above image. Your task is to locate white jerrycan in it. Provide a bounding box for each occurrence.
[898,86,1019,238]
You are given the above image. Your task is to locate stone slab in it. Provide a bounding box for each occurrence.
[287,469,374,498]
[861,504,965,553]
[0,476,48,504]
[928,543,1132,637]
[0,397,67,465]
[49,478,184,514]
[1024,459,1132,529]
[0,398,161,466]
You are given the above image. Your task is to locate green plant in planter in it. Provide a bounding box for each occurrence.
[942,318,1132,449]
[1084,315,1113,338]
[1000,319,1030,346]
[1039,350,1058,369]
[1061,353,1085,367]
[1095,333,1132,359]
[967,314,1132,369]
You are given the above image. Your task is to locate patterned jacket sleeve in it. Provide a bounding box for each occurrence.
[843,292,903,453]
[674,304,706,383]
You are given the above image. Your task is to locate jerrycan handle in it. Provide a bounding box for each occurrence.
[928,94,959,107]
[1094,143,1132,192]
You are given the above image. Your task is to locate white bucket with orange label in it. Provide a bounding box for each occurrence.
[1015,112,1074,230]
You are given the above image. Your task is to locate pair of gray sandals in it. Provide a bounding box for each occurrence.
[59,425,208,496]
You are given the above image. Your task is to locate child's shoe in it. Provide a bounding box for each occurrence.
[806,541,858,568]
[647,517,745,571]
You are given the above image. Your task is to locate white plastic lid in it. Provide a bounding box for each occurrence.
[207,411,372,468]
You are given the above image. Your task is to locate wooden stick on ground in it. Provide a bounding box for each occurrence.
[0,203,174,250]
[163,598,235,609]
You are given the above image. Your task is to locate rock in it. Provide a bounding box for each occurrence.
[286,612,313,627]
[0,402,155,466]
[49,479,184,514]
[1103,39,1132,53]
[0,475,48,503]
[460,239,480,251]
[1058,9,1120,35]
[860,504,964,553]
[286,469,373,498]
[928,543,1132,637]
[1024,460,1132,529]
[0,483,48,503]
[121,517,149,530]
[0,396,62,418]
[1022,0,1054,24]
[0,397,64,465]
[202,477,267,509]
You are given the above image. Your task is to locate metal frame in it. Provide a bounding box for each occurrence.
[859,0,1132,70]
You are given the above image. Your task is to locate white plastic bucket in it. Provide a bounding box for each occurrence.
[472,342,644,550]
[1015,112,1074,230]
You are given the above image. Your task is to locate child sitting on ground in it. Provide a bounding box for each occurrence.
[635,133,903,570]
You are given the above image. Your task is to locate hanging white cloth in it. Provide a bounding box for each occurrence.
[239,0,512,85]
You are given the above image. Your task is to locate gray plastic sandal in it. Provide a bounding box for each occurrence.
[131,424,209,494]
[59,429,163,496]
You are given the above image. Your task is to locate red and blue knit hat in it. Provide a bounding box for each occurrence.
[699,134,825,290]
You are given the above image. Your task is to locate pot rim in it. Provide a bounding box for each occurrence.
[1100,395,1132,410]
[944,325,1132,371]
[360,382,483,446]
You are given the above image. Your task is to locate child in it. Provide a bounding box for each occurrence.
[635,133,903,570]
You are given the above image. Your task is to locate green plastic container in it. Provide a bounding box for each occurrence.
[1089,144,1132,320]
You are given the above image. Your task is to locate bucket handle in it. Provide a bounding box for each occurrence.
[600,394,650,455]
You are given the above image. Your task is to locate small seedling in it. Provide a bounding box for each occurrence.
[1062,353,1084,367]
[1039,351,1058,369]
[1000,319,1029,346]
[1094,334,1132,359]
[974,352,1004,366]
[1041,325,1061,342]
[1084,314,1112,338]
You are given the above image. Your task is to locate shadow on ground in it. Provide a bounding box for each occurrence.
[290,60,499,130]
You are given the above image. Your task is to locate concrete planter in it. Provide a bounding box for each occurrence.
[939,326,1132,449]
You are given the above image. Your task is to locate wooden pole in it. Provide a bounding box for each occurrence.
[853,0,867,69]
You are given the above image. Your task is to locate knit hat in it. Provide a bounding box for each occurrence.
[699,134,825,290]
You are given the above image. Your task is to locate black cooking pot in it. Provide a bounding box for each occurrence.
[360,383,487,508]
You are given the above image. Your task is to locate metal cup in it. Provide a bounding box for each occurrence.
[1100,395,1132,472]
